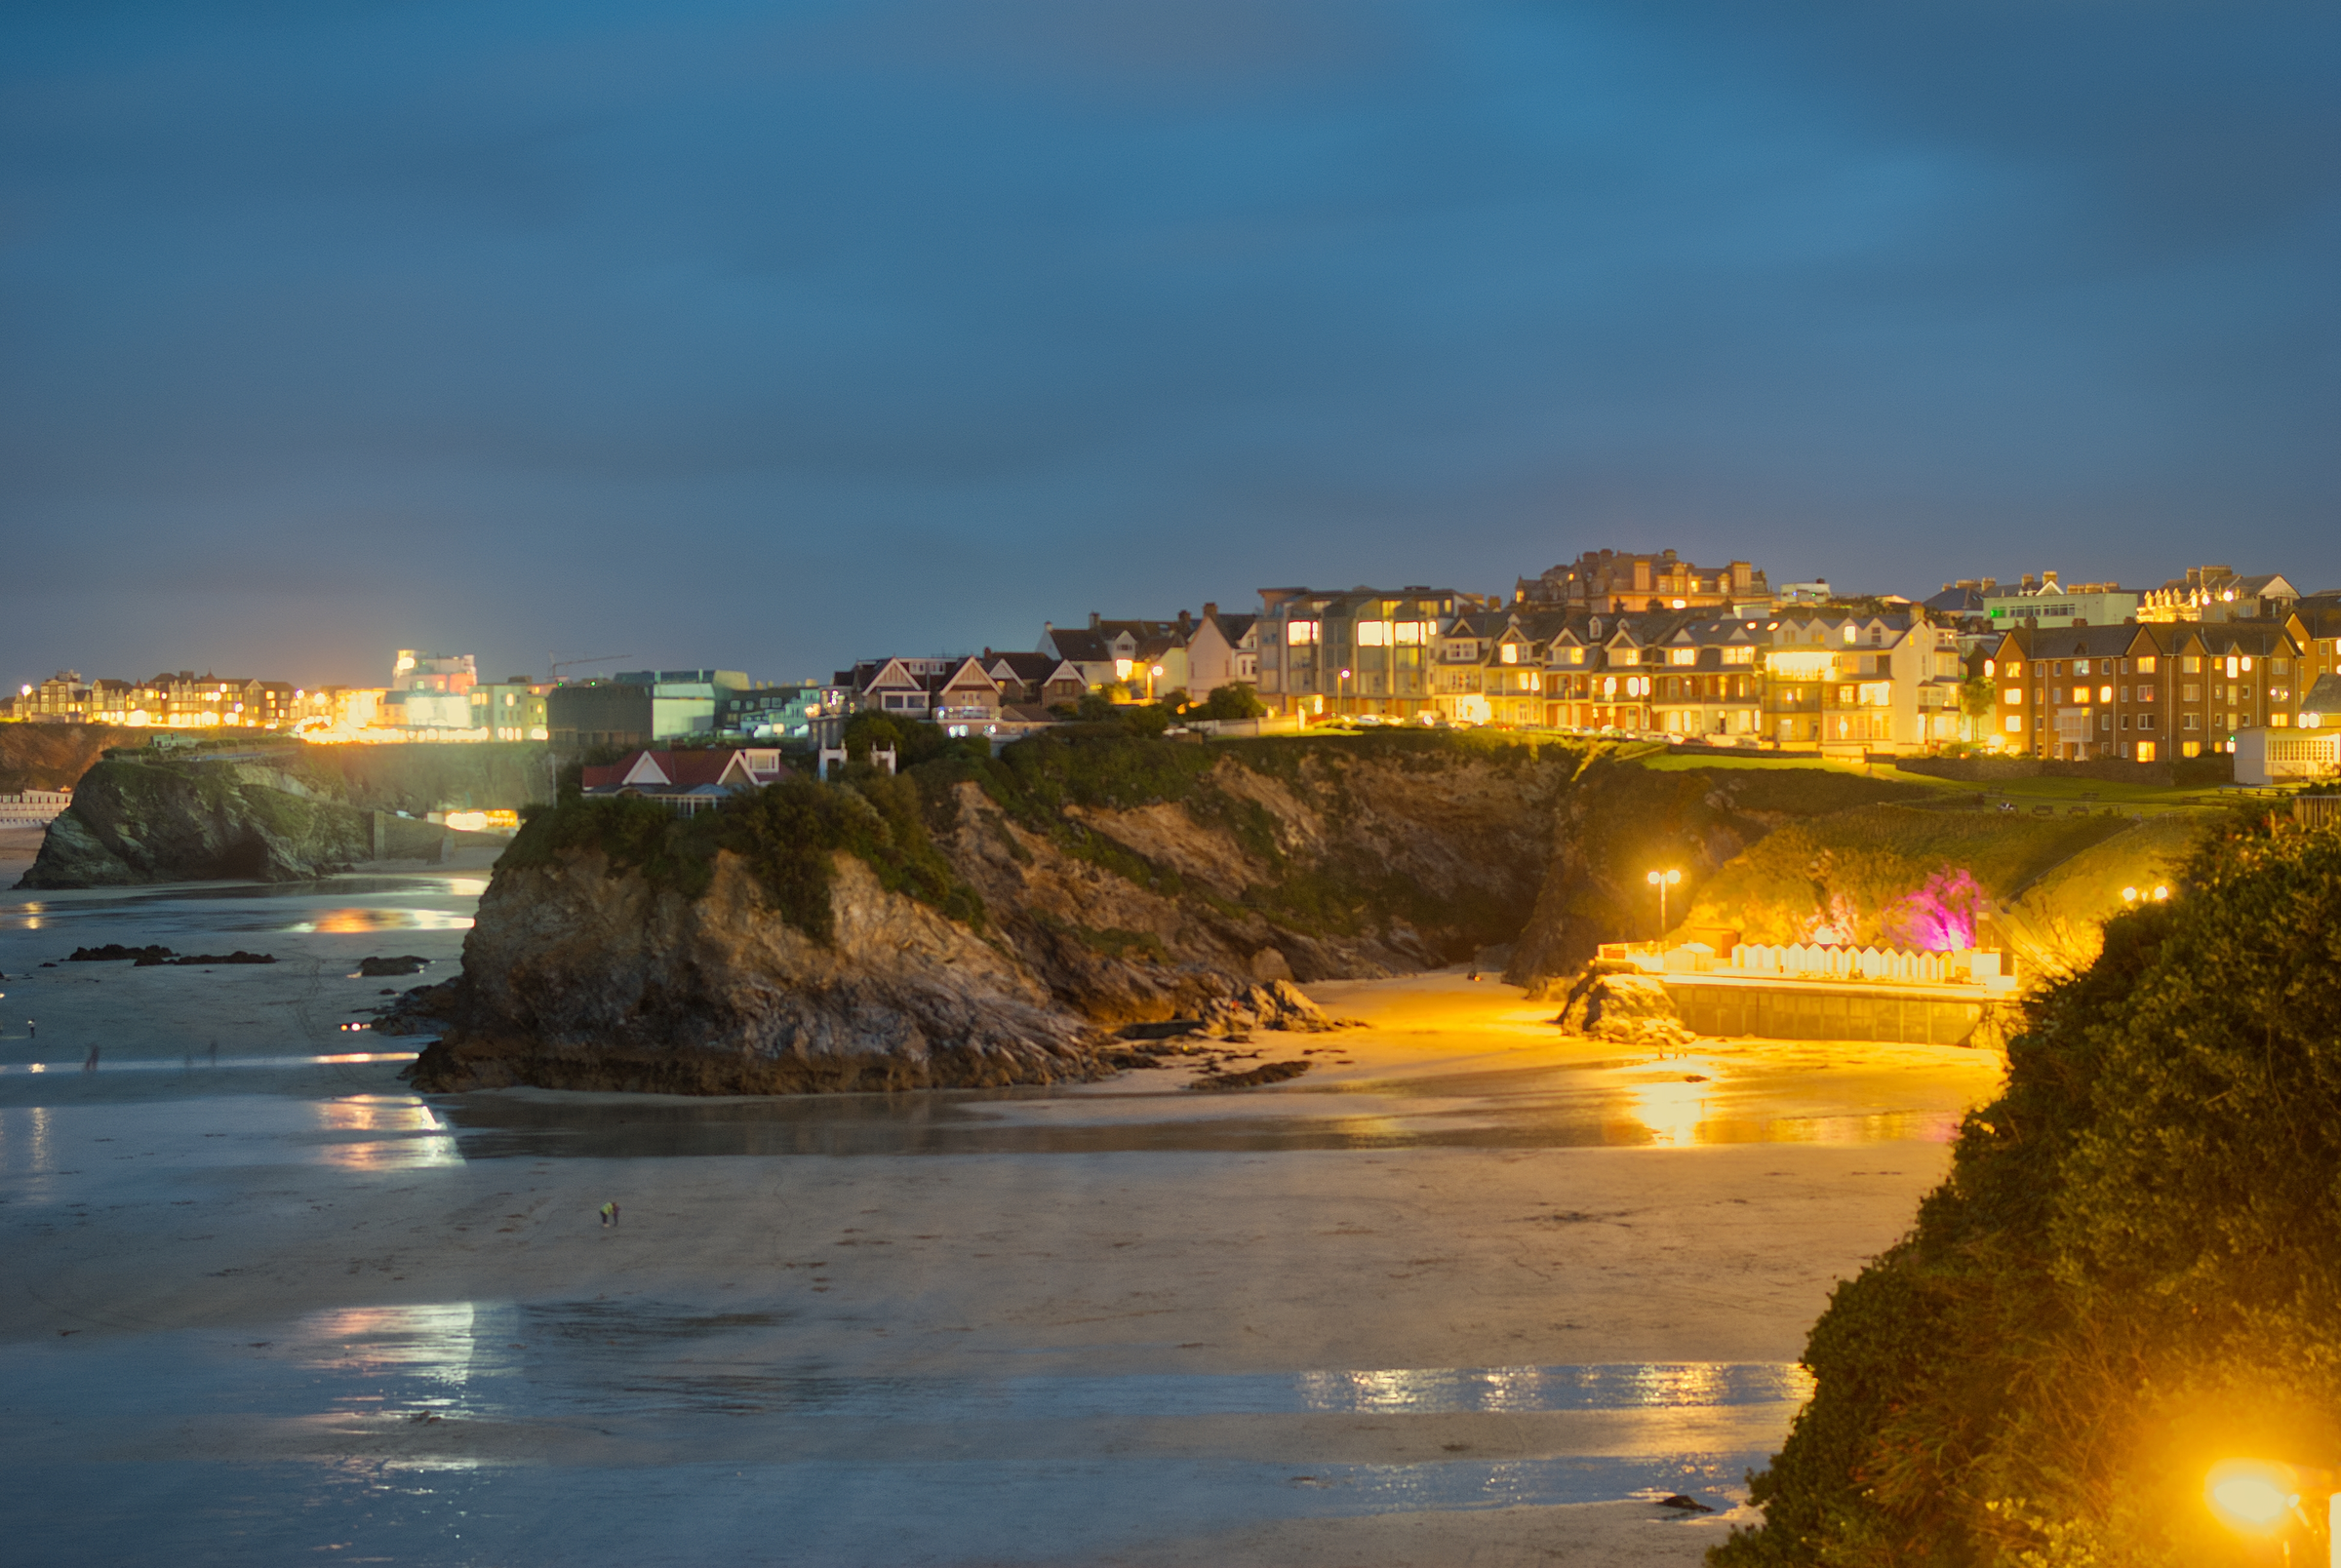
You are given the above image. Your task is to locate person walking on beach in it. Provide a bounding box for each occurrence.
[600,1201,618,1228]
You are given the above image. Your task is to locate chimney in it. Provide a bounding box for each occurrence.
[1089,611,1100,630]
[1202,601,1217,620]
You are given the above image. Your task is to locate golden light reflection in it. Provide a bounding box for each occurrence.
[301,1302,477,1395]
[297,909,473,933]
[1628,1078,1712,1147]
[313,1095,461,1170]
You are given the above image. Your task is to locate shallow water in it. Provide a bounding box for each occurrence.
[0,872,1984,1565]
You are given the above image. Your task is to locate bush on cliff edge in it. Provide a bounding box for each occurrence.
[505,775,983,940]
[1714,811,2341,1566]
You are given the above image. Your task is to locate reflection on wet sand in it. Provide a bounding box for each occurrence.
[312,1095,462,1169]
[433,1060,1969,1160]
[292,909,473,933]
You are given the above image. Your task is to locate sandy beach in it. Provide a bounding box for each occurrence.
[0,868,2003,1566]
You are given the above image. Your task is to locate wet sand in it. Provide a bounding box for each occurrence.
[0,871,2004,1566]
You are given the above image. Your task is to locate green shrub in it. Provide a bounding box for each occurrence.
[499,775,984,939]
[1713,811,2341,1567]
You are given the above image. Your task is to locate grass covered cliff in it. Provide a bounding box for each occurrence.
[432,729,2093,1092]
[19,740,553,886]
[1712,808,2341,1567]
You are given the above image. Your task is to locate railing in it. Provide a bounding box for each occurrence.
[2297,796,2341,830]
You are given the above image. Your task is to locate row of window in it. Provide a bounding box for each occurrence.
[2002,653,2289,680]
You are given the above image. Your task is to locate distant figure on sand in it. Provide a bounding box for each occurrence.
[82,1045,99,1072]
[600,1201,618,1228]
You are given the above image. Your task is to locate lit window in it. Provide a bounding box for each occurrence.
[1842,626,1857,644]
[1669,647,1696,666]
[2136,656,2156,674]
[1500,645,1519,665]
[1722,646,1754,664]
[1287,620,1319,646]
[1395,621,1425,645]
[2099,685,2113,703]
[1358,621,1391,647]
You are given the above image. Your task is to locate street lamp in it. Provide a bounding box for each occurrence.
[1339,667,1352,718]
[1646,868,1682,941]
[2207,1457,2339,1563]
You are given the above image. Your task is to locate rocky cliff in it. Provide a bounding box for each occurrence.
[411,849,1094,1093]
[21,758,377,885]
[413,732,1582,1092]
[19,742,551,888]
[411,732,1974,1095]
[1501,759,1930,994]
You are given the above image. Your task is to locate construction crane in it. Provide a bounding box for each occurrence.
[547,652,633,684]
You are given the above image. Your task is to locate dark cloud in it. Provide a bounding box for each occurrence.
[2,0,2336,686]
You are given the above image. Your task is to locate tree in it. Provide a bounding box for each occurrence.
[1714,809,2341,1567]
[1191,683,1267,721]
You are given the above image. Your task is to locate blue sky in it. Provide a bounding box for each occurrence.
[4,0,2336,686]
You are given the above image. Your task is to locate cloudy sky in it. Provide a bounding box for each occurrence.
[4,0,2335,687]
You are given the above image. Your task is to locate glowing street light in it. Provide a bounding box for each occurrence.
[1646,868,1682,940]
[2206,1458,2338,1562]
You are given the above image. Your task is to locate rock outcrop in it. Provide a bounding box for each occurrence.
[20,759,376,885]
[413,734,1568,1093]
[18,742,552,888]
[410,850,1096,1093]
[404,733,1946,1097]
[1549,962,1694,1049]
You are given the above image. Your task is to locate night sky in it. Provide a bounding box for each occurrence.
[5,1,2336,688]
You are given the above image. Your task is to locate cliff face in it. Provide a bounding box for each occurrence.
[938,744,1567,1022]
[410,735,1949,1096]
[417,734,1577,1092]
[20,759,374,886]
[20,742,550,888]
[412,849,1091,1093]
[1502,760,1928,994]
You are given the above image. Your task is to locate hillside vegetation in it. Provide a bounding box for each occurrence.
[1713,807,2341,1567]
[0,724,160,792]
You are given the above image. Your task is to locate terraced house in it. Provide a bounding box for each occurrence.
[1762,613,1964,754]
[1991,621,2313,761]
[1645,617,1766,740]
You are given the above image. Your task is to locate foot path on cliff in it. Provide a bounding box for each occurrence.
[0,862,2004,1567]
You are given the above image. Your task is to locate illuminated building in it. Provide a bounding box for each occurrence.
[1256,586,1485,720]
[2135,565,2302,623]
[715,683,824,744]
[546,669,747,751]
[1038,612,1202,699]
[1979,569,2140,629]
[1761,613,1965,753]
[468,680,551,742]
[1991,622,2308,762]
[1515,549,1769,615]
[1182,605,1259,694]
